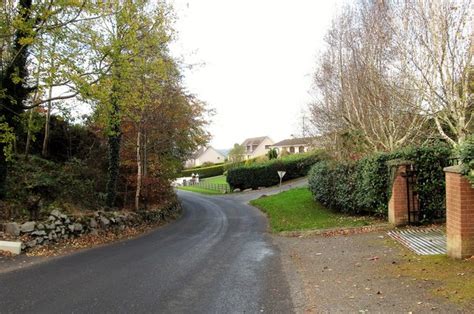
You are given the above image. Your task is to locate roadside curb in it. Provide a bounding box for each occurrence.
[276,224,392,238]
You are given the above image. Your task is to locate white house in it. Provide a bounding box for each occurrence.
[241,136,274,160]
[271,137,313,156]
[185,146,225,168]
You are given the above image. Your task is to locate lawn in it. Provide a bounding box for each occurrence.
[250,187,375,232]
[201,175,228,185]
[177,175,230,195]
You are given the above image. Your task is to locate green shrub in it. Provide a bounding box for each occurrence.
[354,153,394,214]
[308,161,335,209]
[459,135,474,186]
[58,158,101,208]
[180,164,225,178]
[308,161,358,214]
[7,156,59,201]
[267,148,278,160]
[333,163,358,213]
[308,145,452,220]
[5,155,103,217]
[227,151,327,190]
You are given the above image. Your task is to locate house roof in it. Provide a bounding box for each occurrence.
[191,147,207,159]
[217,149,230,157]
[241,136,271,147]
[191,146,225,159]
[272,137,312,147]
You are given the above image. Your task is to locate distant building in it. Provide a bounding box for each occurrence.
[241,136,274,160]
[271,137,313,156]
[185,146,225,168]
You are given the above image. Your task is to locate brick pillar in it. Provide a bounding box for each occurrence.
[444,166,474,259]
[388,164,410,226]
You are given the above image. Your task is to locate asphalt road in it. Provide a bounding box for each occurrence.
[0,189,295,313]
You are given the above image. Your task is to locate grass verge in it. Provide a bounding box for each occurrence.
[176,175,229,195]
[201,175,228,185]
[250,187,375,232]
[389,249,474,305]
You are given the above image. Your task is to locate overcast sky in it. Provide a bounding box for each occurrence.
[170,0,345,149]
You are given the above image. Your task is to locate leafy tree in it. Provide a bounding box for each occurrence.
[267,148,278,160]
[78,1,146,208]
[0,1,98,197]
[83,1,209,209]
[0,1,210,216]
[228,143,245,162]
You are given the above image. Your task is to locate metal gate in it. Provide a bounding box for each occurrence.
[401,164,420,225]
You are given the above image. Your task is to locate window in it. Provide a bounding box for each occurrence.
[299,146,305,153]
[265,145,271,149]
[290,146,295,153]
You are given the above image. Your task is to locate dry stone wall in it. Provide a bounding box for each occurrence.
[1,203,181,252]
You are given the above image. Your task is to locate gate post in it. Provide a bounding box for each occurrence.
[387,161,415,226]
[444,165,474,259]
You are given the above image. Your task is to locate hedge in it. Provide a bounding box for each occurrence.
[223,157,264,172]
[180,164,224,178]
[459,134,474,186]
[227,151,327,190]
[188,162,224,170]
[308,145,452,220]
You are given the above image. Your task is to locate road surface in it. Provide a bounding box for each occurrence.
[0,186,299,313]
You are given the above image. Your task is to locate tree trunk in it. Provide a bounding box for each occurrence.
[41,39,57,158]
[135,129,142,211]
[24,109,35,160]
[0,143,7,198]
[143,129,148,210]
[105,82,122,208]
[41,85,53,157]
[105,125,121,208]
[25,40,44,160]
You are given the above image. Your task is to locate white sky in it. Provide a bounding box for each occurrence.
[170,0,345,149]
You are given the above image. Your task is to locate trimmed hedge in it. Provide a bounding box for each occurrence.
[227,151,327,190]
[459,134,474,186]
[180,164,224,178]
[308,145,452,220]
[189,162,224,170]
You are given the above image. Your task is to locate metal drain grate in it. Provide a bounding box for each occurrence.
[387,228,446,255]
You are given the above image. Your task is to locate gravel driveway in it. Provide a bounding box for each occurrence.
[274,232,473,313]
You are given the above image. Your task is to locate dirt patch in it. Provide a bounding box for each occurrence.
[275,232,473,313]
[389,254,474,305]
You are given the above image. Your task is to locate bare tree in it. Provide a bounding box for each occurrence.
[393,0,473,146]
[309,1,429,156]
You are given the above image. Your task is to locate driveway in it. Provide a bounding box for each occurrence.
[275,232,474,313]
[0,189,294,313]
